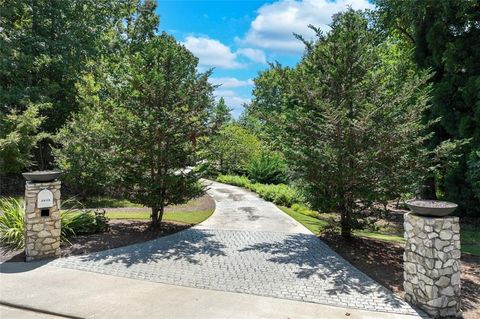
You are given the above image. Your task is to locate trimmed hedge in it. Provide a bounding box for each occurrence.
[217,175,303,207]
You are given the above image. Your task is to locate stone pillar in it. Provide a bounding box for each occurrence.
[403,213,461,318]
[24,181,61,261]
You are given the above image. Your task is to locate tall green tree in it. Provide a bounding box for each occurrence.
[0,104,48,174]
[115,33,215,228]
[54,71,122,198]
[277,10,431,238]
[201,124,261,175]
[243,64,294,151]
[0,0,157,172]
[211,97,232,132]
[375,0,480,216]
[51,0,161,197]
[0,0,124,169]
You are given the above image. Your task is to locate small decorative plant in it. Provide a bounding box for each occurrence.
[0,197,109,250]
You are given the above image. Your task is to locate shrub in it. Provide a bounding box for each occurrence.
[0,197,25,250]
[217,175,303,207]
[201,124,261,175]
[0,197,109,250]
[252,183,303,207]
[290,203,319,218]
[217,175,252,188]
[61,209,109,236]
[247,150,287,184]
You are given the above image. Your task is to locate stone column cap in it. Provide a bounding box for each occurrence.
[26,180,62,188]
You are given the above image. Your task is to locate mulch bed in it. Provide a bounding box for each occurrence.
[1,194,216,263]
[0,220,190,263]
[321,234,480,319]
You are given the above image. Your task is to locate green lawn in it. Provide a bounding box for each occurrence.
[106,210,214,225]
[63,196,143,209]
[354,230,405,244]
[461,226,480,256]
[280,206,480,256]
[280,206,328,234]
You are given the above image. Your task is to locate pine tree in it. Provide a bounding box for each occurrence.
[375,0,480,216]
[283,10,431,238]
[211,97,232,132]
[116,33,215,228]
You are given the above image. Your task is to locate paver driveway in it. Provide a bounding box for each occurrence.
[50,181,419,316]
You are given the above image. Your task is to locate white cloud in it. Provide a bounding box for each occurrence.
[237,48,267,64]
[210,77,254,88]
[183,36,243,69]
[239,0,373,54]
[182,36,269,69]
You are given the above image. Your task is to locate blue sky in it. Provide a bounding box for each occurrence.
[156,0,373,117]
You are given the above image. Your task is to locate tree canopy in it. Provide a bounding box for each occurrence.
[375,0,480,216]
[249,9,433,237]
[1,0,478,229]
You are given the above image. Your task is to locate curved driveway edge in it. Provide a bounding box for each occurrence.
[46,180,422,316]
[197,180,311,233]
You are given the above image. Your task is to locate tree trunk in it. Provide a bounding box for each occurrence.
[158,205,165,225]
[151,207,160,229]
[420,175,437,200]
[340,205,352,239]
[151,201,165,230]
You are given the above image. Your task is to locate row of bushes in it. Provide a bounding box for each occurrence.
[217,175,303,207]
[0,197,109,250]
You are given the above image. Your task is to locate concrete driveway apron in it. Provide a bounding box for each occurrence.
[48,180,421,316]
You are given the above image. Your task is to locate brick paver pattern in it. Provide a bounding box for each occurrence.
[51,229,416,315]
[50,181,418,315]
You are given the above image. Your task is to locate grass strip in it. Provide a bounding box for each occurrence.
[105,209,214,225]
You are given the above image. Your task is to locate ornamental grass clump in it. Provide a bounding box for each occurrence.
[0,197,109,250]
[0,197,25,250]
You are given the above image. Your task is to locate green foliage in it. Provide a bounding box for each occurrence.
[61,209,109,237]
[53,73,121,197]
[376,0,480,216]
[110,33,214,227]
[0,0,133,169]
[217,175,303,207]
[250,10,432,238]
[467,151,480,202]
[202,124,261,175]
[217,175,252,188]
[0,197,25,250]
[279,206,328,235]
[461,225,480,256]
[242,63,295,151]
[0,103,49,174]
[51,6,213,227]
[211,97,232,132]
[247,150,287,184]
[63,196,143,209]
[0,197,108,250]
[251,183,302,207]
[290,203,319,218]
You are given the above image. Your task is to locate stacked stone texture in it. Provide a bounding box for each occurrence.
[24,181,61,261]
[404,212,461,318]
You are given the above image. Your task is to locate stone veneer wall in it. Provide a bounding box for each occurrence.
[404,212,461,318]
[25,181,61,261]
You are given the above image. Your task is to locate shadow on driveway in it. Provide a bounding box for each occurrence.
[73,229,227,267]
